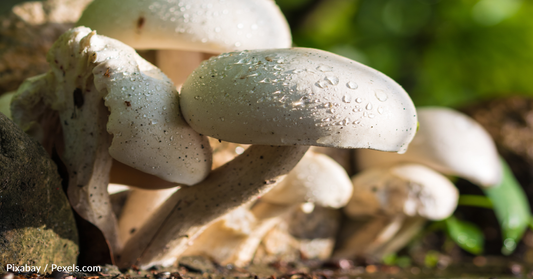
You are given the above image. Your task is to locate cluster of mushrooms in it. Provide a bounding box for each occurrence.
[3,0,503,269]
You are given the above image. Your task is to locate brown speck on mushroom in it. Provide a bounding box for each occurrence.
[125,101,131,107]
[73,88,84,108]
[104,67,110,77]
[137,16,145,32]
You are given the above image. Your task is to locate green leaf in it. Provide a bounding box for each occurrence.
[458,194,493,209]
[445,216,484,255]
[482,158,531,255]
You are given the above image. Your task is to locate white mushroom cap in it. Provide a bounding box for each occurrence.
[84,28,212,185]
[76,0,291,52]
[356,107,502,187]
[344,164,458,220]
[261,151,353,208]
[12,27,212,185]
[181,48,417,152]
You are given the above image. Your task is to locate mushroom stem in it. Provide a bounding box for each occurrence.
[332,215,399,259]
[118,187,178,246]
[116,145,309,268]
[369,216,426,259]
[12,66,121,254]
[228,202,292,267]
[110,160,177,189]
[156,50,204,89]
[182,201,291,267]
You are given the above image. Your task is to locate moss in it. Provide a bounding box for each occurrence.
[0,113,78,272]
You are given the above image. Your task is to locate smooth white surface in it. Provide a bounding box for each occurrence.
[181,48,418,152]
[77,0,291,52]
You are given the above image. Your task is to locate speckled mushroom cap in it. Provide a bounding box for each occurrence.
[180,48,417,152]
[76,0,291,52]
[344,164,458,220]
[13,27,211,185]
[261,151,353,208]
[357,107,502,187]
[89,28,212,185]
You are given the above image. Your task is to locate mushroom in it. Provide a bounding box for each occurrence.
[254,203,343,264]
[76,0,291,240]
[117,138,250,246]
[115,47,418,268]
[356,107,502,187]
[181,150,353,266]
[10,27,212,254]
[76,0,291,87]
[333,163,458,259]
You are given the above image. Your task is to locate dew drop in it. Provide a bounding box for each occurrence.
[220,117,225,122]
[375,89,388,102]
[366,103,373,110]
[355,98,363,103]
[317,65,333,72]
[316,80,327,89]
[347,81,358,90]
[342,94,352,103]
[326,76,339,86]
[378,107,384,115]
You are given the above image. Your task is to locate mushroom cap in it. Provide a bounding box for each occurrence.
[76,0,291,52]
[46,27,212,185]
[356,107,502,187]
[180,48,417,153]
[344,164,458,220]
[261,151,353,208]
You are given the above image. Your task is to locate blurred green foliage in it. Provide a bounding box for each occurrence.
[483,159,531,255]
[276,0,533,107]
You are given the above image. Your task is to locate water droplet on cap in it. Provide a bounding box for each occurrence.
[316,80,327,89]
[317,65,333,72]
[342,95,352,103]
[347,81,358,89]
[375,89,388,102]
[326,76,339,86]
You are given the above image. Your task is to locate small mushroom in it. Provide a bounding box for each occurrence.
[76,0,291,86]
[181,151,352,266]
[10,27,212,254]
[357,107,502,187]
[261,151,353,208]
[116,47,418,268]
[334,163,458,259]
[254,204,343,264]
